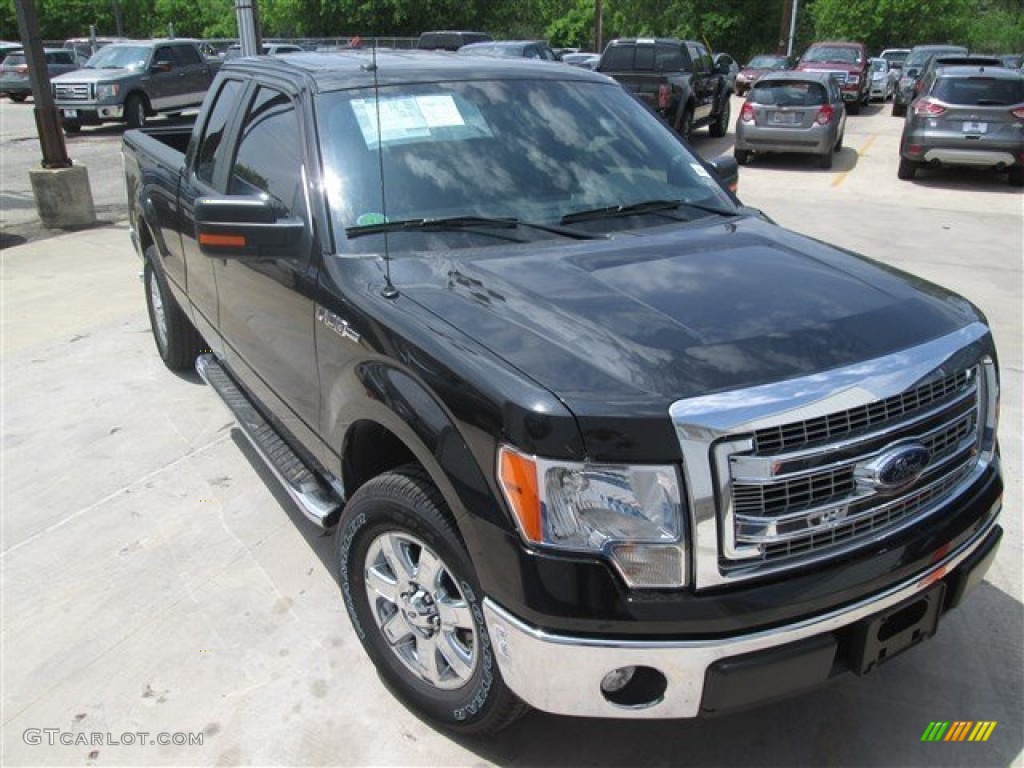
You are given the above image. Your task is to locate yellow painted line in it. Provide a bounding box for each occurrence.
[832,134,878,188]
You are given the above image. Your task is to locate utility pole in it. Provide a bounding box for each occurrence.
[234,0,263,56]
[594,0,603,54]
[778,0,793,55]
[13,0,96,228]
[13,0,69,169]
[787,0,800,58]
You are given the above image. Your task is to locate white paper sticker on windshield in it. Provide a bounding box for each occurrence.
[415,94,465,128]
[350,94,470,148]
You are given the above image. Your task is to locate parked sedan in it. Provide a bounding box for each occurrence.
[898,65,1023,186]
[868,57,893,100]
[734,71,846,168]
[457,40,558,60]
[734,54,790,95]
[561,52,600,69]
[0,49,79,101]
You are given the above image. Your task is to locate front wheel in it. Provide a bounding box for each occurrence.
[9,93,27,102]
[734,148,751,165]
[1008,166,1023,187]
[892,102,906,118]
[143,246,202,370]
[847,99,861,115]
[62,120,81,134]
[337,466,528,735]
[125,93,147,129]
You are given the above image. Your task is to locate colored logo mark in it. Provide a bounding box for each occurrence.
[921,721,997,742]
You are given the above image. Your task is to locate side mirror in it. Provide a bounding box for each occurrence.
[707,155,739,193]
[194,196,305,259]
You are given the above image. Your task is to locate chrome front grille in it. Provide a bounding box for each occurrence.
[670,323,998,589]
[753,369,970,454]
[54,83,91,101]
[725,367,981,565]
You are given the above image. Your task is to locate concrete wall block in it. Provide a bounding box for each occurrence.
[28,164,97,229]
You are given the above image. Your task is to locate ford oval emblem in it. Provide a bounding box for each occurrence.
[859,443,932,493]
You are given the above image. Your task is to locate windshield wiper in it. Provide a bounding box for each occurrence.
[346,215,605,240]
[560,199,733,225]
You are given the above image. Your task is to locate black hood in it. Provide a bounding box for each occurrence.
[392,216,980,457]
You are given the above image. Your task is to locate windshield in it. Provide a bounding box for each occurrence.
[85,45,149,69]
[317,79,735,254]
[748,55,786,69]
[870,59,886,72]
[802,46,860,64]
[882,51,908,64]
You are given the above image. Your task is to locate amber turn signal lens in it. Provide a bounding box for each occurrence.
[498,447,541,542]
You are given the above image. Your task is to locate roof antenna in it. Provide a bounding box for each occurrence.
[365,0,398,299]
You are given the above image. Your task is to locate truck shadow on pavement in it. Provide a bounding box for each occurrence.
[225,408,1022,767]
[454,583,1023,767]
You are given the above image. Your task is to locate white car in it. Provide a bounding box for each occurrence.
[868,57,893,100]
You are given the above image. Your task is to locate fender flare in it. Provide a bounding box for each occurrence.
[327,360,512,554]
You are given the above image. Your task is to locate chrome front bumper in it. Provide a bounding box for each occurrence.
[484,509,999,719]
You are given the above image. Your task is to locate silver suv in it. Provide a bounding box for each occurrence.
[898,65,1024,186]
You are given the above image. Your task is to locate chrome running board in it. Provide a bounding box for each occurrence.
[196,354,342,527]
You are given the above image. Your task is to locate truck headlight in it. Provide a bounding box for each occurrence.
[498,445,686,588]
[96,83,120,100]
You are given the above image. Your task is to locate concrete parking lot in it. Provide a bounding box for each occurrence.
[1,95,1022,766]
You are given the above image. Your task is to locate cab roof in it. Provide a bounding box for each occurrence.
[222,49,610,92]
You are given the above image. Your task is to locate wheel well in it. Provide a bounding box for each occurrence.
[126,90,150,114]
[343,420,418,498]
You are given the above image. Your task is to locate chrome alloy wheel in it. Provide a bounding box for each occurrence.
[363,531,479,690]
[148,270,168,353]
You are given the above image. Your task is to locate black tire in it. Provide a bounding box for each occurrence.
[847,99,861,115]
[337,466,528,735]
[892,102,906,118]
[62,120,81,134]
[835,132,844,152]
[708,96,730,138]
[897,156,918,180]
[1009,166,1024,187]
[734,148,751,166]
[9,93,27,102]
[125,93,147,129]
[677,105,694,142]
[143,246,202,371]
[818,151,833,169]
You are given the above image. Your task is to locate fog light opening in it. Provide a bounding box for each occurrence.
[599,665,667,709]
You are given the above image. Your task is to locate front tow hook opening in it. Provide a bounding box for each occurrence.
[600,665,667,709]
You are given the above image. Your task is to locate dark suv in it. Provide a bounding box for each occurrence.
[416,31,491,51]
[892,44,968,116]
[898,65,1024,185]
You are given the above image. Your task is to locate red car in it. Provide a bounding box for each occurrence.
[734,53,791,96]
[796,41,870,113]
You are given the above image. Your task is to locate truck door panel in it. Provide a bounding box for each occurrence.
[214,85,320,439]
[179,76,246,345]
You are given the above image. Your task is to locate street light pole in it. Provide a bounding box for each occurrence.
[13,0,70,169]
[787,0,800,58]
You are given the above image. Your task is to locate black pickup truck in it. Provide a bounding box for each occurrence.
[123,52,1003,734]
[598,37,733,140]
